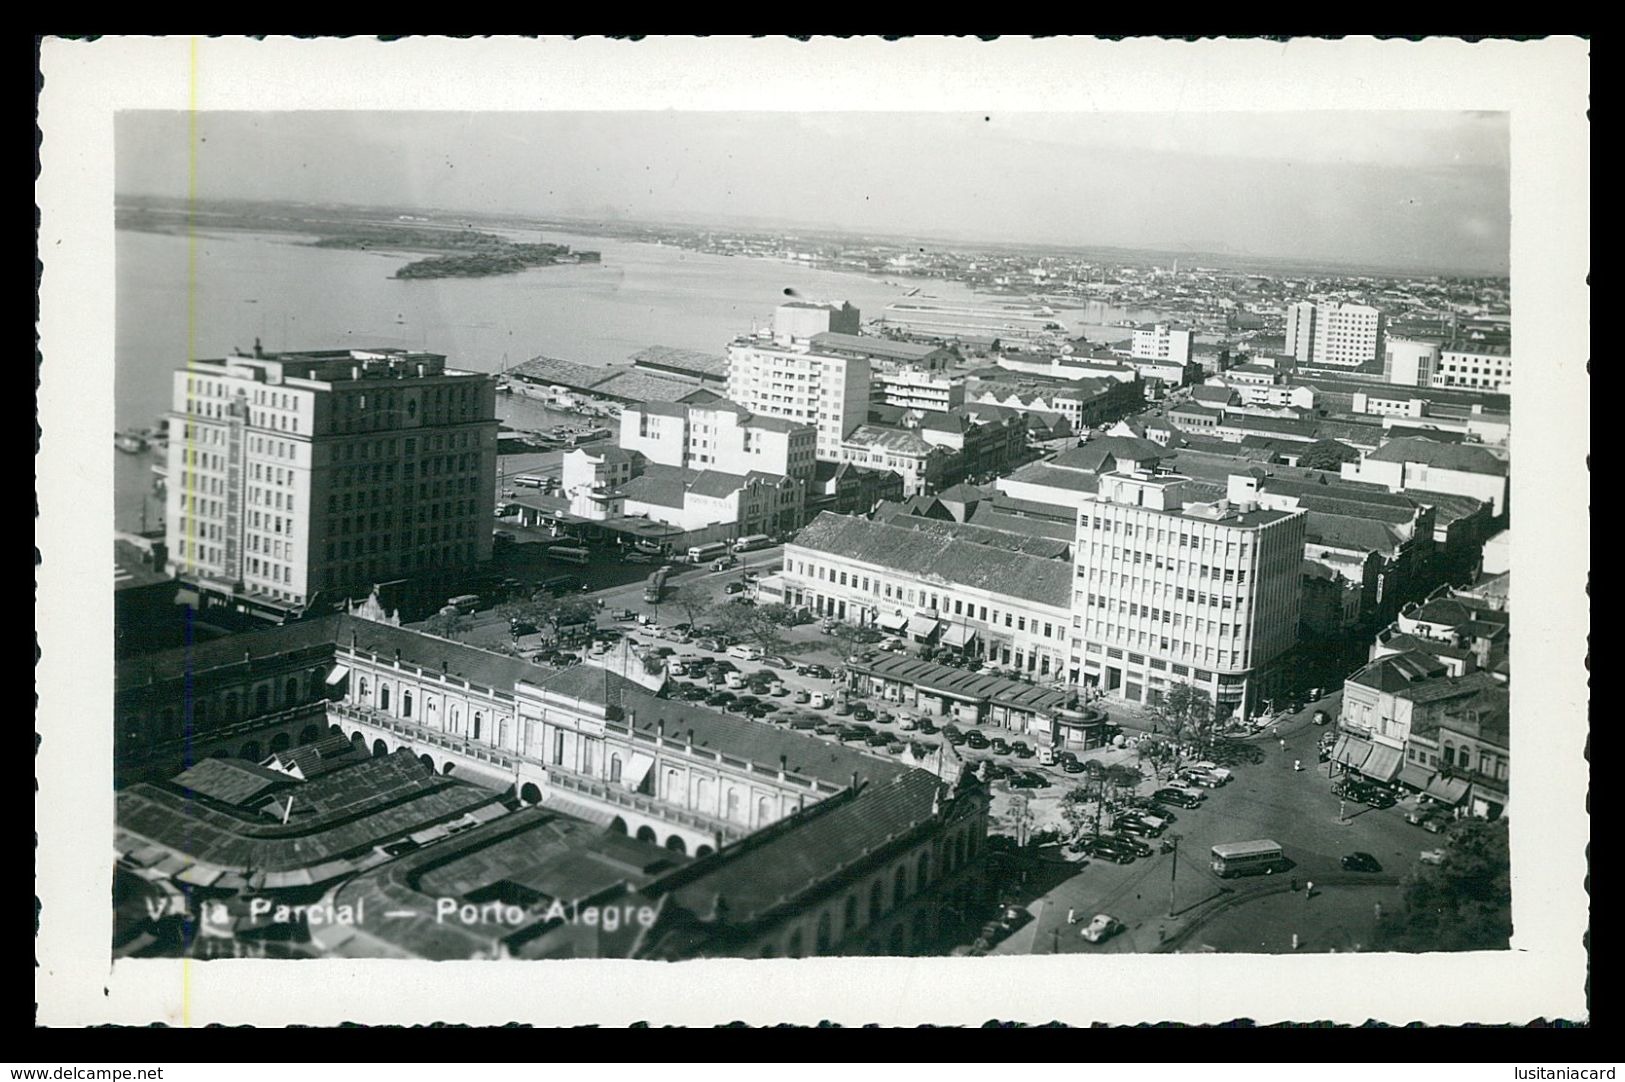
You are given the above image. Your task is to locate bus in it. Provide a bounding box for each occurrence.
[733,533,773,554]
[446,594,482,615]
[512,474,551,489]
[546,545,592,565]
[1210,839,1287,878]
[687,541,732,564]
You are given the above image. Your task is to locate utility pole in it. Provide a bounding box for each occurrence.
[1166,831,1182,917]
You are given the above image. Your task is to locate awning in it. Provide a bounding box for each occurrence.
[1423,775,1471,806]
[1397,763,1434,791]
[1331,734,1374,769]
[1359,743,1403,783]
[878,612,909,632]
[940,624,977,649]
[324,664,351,686]
[623,752,656,791]
[907,614,941,641]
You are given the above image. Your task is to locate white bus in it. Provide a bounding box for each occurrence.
[1210,839,1287,878]
[546,545,592,565]
[687,541,732,564]
[733,533,773,554]
[512,474,551,489]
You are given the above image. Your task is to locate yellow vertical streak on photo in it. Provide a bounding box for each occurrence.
[182,34,199,1030]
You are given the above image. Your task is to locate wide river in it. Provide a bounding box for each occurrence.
[114,227,1161,531]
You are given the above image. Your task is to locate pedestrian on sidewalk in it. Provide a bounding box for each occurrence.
[1305,880,1314,899]
[1294,759,1303,772]
[1067,907,1076,925]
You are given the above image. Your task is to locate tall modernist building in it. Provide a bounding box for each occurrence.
[1285,300,1388,370]
[164,346,498,617]
[726,303,872,462]
[1070,469,1307,719]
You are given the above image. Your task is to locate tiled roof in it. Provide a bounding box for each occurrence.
[1002,461,1101,494]
[844,425,938,456]
[589,370,697,405]
[1219,414,1320,438]
[744,414,812,434]
[1347,651,1449,693]
[170,758,297,807]
[1192,385,1238,404]
[511,356,608,390]
[633,400,690,419]
[677,387,727,406]
[630,345,728,377]
[619,474,688,509]
[1367,437,1508,476]
[968,504,1078,542]
[1387,425,1466,444]
[885,514,1072,559]
[917,411,973,434]
[119,615,346,691]
[1377,632,1473,661]
[788,512,1073,607]
[1400,670,1503,705]
[934,483,990,507]
[1304,512,1404,555]
[985,493,1079,524]
[656,771,947,926]
[1052,436,1166,472]
[118,752,503,879]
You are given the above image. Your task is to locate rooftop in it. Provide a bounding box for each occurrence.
[1366,437,1508,476]
[788,512,1074,608]
[810,332,944,360]
[884,514,1072,559]
[1002,461,1102,494]
[843,424,939,456]
[629,345,729,378]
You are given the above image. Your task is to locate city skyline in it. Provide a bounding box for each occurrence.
[115,110,1511,277]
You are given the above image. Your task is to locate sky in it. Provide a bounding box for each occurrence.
[116,110,1511,275]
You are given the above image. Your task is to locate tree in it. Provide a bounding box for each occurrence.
[1059,786,1094,841]
[1376,818,1511,952]
[665,583,715,630]
[1296,439,1360,472]
[420,610,472,640]
[1144,683,1217,766]
[709,600,789,656]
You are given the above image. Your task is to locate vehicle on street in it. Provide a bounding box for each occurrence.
[1011,770,1051,790]
[1072,836,1136,864]
[915,719,938,735]
[687,541,732,565]
[1419,848,1447,866]
[981,762,1016,782]
[625,551,655,564]
[1114,814,1166,838]
[964,730,990,750]
[706,692,735,707]
[1186,762,1233,784]
[733,533,773,554]
[1010,741,1034,759]
[1177,769,1225,789]
[788,717,818,731]
[447,594,481,615]
[1111,835,1155,858]
[1153,787,1206,809]
[834,701,853,717]
[898,716,918,731]
[509,620,539,637]
[1061,757,1086,774]
[1080,914,1124,944]
[1210,839,1288,878]
[797,663,833,679]
[793,689,811,704]
[726,643,760,661]
[852,705,874,722]
[724,672,747,689]
[864,731,891,747]
[989,738,1010,755]
[1341,852,1383,873]
[546,545,592,565]
[769,684,790,698]
[724,581,746,595]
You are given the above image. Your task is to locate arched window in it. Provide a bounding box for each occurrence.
[844,894,859,935]
[663,769,680,800]
[426,699,438,721]
[869,880,884,921]
[917,851,931,886]
[582,741,594,776]
[894,865,908,907]
[358,677,369,703]
[815,912,833,955]
[379,685,390,712]
[694,776,712,812]
[757,796,773,825]
[636,825,657,844]
[402,690,413,719]
[609,755,623,783]
[1458,746,1471,769]
[726,788,741,822]
[473,713,483,742]
[284,677,299,705]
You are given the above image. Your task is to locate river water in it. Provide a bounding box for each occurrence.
[114,227,1161,530]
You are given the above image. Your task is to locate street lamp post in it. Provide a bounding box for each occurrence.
[1166,831,1182,917]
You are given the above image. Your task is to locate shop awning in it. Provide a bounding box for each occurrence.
[1423,775,1471,806]
[907,614,941,640]
[324,664,351,686]
[623,752,656,791]
[1397,763,1433,791]
[1359,743,1403,783]
[541,793,618,827]
[1331,734,1373,769]
[940,623,977,648]
[878,612,909,632]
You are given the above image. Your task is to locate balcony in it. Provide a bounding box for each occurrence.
[330,700,521,772]
[548,766,749,842]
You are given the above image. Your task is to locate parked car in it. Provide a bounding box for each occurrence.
[915,719,939,735]
[1075,836,1136,864]
[989,738,1011,756]
[706,691,735,707]
[792,689,811,704]
[851,705,874,722]
[788,716,818,731]
[1111,835,1155,858]
[1419,848,1447,866]
[724,581,746,596]
[834,701,853,717]
[1177,769,1224,789]
[1061,757,1086,774]
[798,664,833,680]
[1153,787,1204,809]
[1011,770,1051,790]
[981,762,1016,782]
[964,730,990,750]
[509,620,540,637]
[1113,815,1165,838]
[1010,741,1034,759]
[874,711,894,726]
[1080,914,1124,944]
[1341,852,1383,873]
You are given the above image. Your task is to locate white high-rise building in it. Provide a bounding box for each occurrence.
[164,346,498,615]
[726,303,872,462]
[1070,469,1306,719]
[1130,323,1193,367]
[1286,300,1387,369]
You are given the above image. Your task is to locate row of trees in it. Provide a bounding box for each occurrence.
[1058,761,1148,840]
[1139,683,1221,777]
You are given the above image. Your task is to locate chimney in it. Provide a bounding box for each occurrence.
[687,728,695,747]
[395,648,402,663]
[779,754,787,776]
[656,719,664,740]
[850,770,859,793]
[253,337,263,359]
